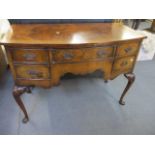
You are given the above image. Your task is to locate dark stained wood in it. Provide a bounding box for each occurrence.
[0,23,146,123]
[12,85,32,123]
[119,73,136,105]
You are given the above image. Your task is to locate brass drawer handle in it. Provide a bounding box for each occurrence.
[27,70,43,78]
[97,50,107,58]
[120,61,128,67]
[64,53,74,60]
[23,53,36,60]
[125,47,132,53]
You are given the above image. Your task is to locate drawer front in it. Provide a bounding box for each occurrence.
[113,56,135,71]
[53,46,114,63]
[15,65,50,79]
[11,49,49,64]
[117,42,139,57]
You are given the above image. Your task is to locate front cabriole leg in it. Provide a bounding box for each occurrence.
[12,85,32,123]
[119,73,135,105]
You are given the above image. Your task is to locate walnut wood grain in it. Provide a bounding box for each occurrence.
[0,23,146,123]
[113,56,135,71]
[116,42,140,57]
[0,23,146,47]
[11,48,49,64]
[15,65,50,79]
[52,46,114,63]
[51,60,113,86]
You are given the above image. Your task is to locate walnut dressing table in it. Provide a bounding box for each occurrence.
[0,23,145,123]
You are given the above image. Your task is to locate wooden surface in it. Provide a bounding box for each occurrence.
[0,23,146,123]
[0,23,145,47]
[0,46,7,77]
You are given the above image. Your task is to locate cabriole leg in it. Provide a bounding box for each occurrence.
[119,73,135,105]
[12,85,32,123]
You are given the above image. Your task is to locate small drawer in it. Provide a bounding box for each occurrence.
[113,56,135,71]
[53,49,84,63]
[11,48,49,64]
[85,46,114,59]
[15,65,50,79]
[117,42,139,57]
[52,46,114,63]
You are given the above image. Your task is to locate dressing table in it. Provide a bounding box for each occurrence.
[0,23,145,123]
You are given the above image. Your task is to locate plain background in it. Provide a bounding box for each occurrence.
[0,0,155,155]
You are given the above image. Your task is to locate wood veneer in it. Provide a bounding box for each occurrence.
[0,23,146,123]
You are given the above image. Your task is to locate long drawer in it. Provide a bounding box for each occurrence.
[52,46,114,63]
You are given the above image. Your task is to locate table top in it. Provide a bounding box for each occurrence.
[0,23,146,47]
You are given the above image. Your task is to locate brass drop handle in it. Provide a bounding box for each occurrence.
[97,51,106,57]
[23,53,36,60]
[64,53,74,59]
[27,70,43,78]
[120,61,128,67]
[125,47,132,53]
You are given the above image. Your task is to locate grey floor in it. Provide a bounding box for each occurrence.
[0,58,155,135]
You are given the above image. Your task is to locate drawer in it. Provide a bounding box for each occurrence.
[53,46,114,63]
[113,56,135,71]
[117,42,139,57]
[11,48,49,64]
[15,65,50,79]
